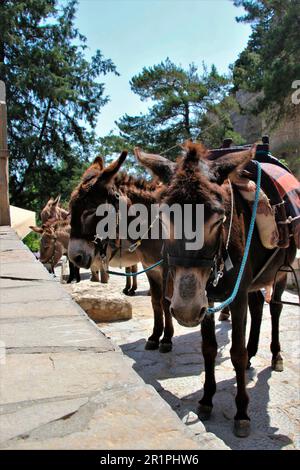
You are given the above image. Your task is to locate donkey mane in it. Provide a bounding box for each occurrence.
[163,142,225,214]
[70,167,158,207]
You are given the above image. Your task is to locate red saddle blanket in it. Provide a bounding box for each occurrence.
[261,163,300,248]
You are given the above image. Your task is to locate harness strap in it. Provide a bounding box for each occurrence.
[168,255,215,268]
[207,161,262,314]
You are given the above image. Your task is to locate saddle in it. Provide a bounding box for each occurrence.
[210,138,300,249]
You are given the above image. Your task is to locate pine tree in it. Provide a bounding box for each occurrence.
[0,0,118,211]
[116,59,230,159]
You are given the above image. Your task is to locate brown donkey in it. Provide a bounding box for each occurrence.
[68,153,173,351]
[41,195,69,223]
[151,141,296,437]
[30,220,81,283]
[40,196,105,283]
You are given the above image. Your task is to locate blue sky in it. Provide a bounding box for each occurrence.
[75,0,251,136]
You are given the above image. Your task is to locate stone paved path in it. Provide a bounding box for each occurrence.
[0,227,228,450]
[73,266,300,450]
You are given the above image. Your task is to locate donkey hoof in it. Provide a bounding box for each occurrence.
[218,311,230,321]
[234,419,250,437]
[197,404,213,421]
[272,358,284,372]
[123,288,129,295]
[159,342,172,353]
[145,340,159,350]
[127,289,136,296]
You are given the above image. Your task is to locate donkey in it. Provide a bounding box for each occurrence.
[147,141,296,437]
[40,196,105,283]
[41,195,69,223]
[68,152,174,351]
[30,220,81,283]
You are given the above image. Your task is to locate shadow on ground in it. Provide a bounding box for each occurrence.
[120,320,292,450]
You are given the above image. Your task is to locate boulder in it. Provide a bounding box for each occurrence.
[64,281,132,322]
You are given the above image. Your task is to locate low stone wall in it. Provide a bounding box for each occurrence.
[0,226,228,450]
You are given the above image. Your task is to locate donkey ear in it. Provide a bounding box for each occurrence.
[134,147,176,184]
[212,145,256,184]
[93,156,104,170]
[101,151,128,182]
[52,195,61,206]
[30,225,44,234]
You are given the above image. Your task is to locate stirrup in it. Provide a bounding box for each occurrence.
[271,263,300,307]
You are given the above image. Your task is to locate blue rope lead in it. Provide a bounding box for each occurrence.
[207,161,262,314]
[106,259,164,277]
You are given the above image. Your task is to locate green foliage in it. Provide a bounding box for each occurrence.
[23,231,40,252]
[232,0,300,109]
[0,0,118,212]
[199,95,245,147]
[116,59,231,159]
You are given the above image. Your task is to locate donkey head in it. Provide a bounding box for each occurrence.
[30,223,63,267]
[68,152,128,269]
[162,141,255,327]
[40,195,62,223]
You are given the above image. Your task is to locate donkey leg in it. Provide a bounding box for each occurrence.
[270,274,287,372]
[128,265,137,296]
[100,268,109,283]
[159,298,174,353]
[123,267,132,295]
[247,291,264,369]
[67,260,75,283]
[230,293,250,437]
[197,314,217,421]
[75,266,81,283]
[218,306,231,321]
[145,276,164,350]
[90,269,100,282]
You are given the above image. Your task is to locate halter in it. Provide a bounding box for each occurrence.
[92,190,161,274]
[41,233,58,268]
[165,179,234,287]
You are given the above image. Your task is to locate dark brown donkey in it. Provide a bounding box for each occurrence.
[150,141,296,437]
[68,153,174,351]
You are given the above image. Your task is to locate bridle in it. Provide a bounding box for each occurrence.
[91,188,161,270]
[165,179,234,288]
[41,232,59,268]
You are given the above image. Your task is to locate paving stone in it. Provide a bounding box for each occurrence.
[0,239,25,252]
[1,386,205,450]
[0,298,79,319]
[0,249,36,264]
[0,397,88,443]
[0,261,51,280]
[0,316,114,351]
[1,282,70,304]
[0,351,139,405]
